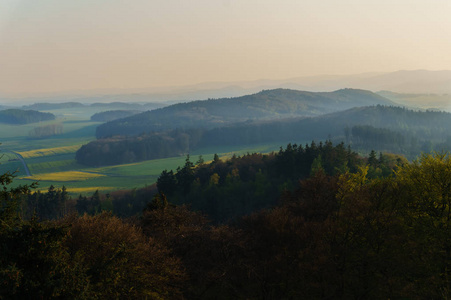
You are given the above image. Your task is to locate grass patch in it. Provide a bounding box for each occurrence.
[0,121,97,153]
[0,162,25,176]
[90,156,191,177]
[28,159,82,174]
[0,152,18,162]
[0,152,28,176]
[0,120,60,138]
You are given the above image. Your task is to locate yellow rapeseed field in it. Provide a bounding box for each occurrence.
[34,186,113,195]
[44,186,112,193]
[18,145,82,158]
[27,171,105,182]
[66,187,113,193]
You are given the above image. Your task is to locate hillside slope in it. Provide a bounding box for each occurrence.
[96,88,395,138]
[77,105,451,166]
[203,105,451,143]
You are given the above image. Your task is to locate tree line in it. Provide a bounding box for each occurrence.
[0,109,55,124]
[157,141,365,222]
[5,143,451,297]
[29,123,63,138]
[76,105,451,167]
[75,129,202,166]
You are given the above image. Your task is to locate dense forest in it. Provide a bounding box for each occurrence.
[77,105,451,166]
[156,141,365,222]
[95,88,394,138]
[75,129,201,166]
[0,109,55,124]
[90,110,141,122]
[6,141,451,298]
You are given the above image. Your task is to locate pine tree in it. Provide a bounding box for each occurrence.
[368,150,378,167]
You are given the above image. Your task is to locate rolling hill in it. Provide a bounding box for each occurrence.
[96,88,396,138]
[199,105,451,155]
[77,104,451,166]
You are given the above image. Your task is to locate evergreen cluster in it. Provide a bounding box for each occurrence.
[157,142,372,222]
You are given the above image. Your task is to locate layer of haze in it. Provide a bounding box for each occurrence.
[1,0,451,97]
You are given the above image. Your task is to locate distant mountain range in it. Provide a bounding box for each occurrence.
[261,70,451,95]
[95,88,395,138]
[2,70,451,107]
[164,70,451,96]
[376,91,451,111]
[21,102,164,111]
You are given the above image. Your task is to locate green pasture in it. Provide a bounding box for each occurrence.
[27,158,82,174]
[6,141,291,197]
[0,121,99,152]
[0,152,26,176]
[90,156,192,177]
[1,106,305,196]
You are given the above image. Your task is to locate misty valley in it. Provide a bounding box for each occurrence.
[3,87,451,298]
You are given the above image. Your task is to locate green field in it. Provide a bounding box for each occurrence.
[11,145,285,197]
[0,106,296,197]
[0,152,25,176]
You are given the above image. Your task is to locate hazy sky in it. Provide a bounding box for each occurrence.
[1,0,451,96]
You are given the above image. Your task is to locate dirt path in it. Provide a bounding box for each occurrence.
[6,151,31,176]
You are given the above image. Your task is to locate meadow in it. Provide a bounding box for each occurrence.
[1,106,289,197]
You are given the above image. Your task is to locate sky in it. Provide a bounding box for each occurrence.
[1,0,451,97]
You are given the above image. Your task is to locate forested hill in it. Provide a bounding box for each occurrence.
[0,109,55,124]
[203,105,451,145]
[200,105,451,155]
[77,105,451,166]
[318,105,451,129]
[96,88,395,138]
